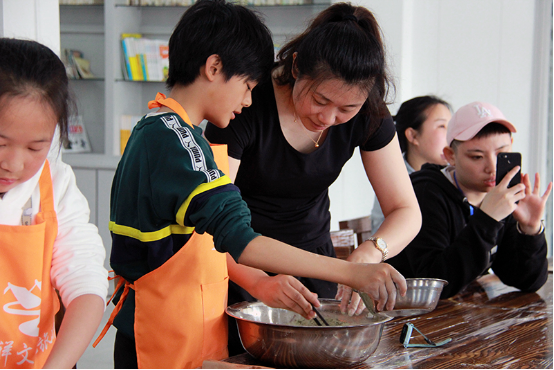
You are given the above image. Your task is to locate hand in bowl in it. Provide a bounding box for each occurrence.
[249,274,320,320]
[346,262,407,312]
[336,284,365,316]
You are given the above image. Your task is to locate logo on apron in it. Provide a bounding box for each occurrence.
[3,280,42,337]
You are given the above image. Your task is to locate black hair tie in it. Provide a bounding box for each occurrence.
[344,14,358,23]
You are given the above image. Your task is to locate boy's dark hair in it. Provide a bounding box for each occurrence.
[274,2,394,125]
[395,95,452,153]
[0,38,72,145]
[167,0,274,88]
[451,122,512,151]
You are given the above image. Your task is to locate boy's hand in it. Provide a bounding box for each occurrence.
[512,173,552,234]
[249,274,320,320]
[347,263,406,312]
[481,166,526,221]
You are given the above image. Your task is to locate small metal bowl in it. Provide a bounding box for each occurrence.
[384,278,448,317]
[226,299,392,368]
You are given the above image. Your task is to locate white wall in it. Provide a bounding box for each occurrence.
[329,0,552,235]
[0,0,60,55]
[328,0,405,230]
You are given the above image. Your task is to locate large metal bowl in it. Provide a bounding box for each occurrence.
[384,278,448,317]
[226,299,392,368]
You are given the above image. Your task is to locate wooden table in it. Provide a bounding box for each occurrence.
[223,272,552,369]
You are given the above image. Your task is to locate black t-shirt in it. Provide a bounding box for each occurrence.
[205,80,395,252]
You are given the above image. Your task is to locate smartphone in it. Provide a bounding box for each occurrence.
[496,152,521,188]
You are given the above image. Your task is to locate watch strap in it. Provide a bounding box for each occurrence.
[366,237,388,262]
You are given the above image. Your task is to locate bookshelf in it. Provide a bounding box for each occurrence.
[60,0,329,164]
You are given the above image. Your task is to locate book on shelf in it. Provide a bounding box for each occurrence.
[73,56,96,79]
[120,115,143,154]
[62,49,96,79]
[136,0,194,4]
[60,0,103,4]
[229,0,314,5]
[121,34,144,81]
[158,42,170,80]
[62,116,92,154]
[129,0,313,4]
[121,34,169,81]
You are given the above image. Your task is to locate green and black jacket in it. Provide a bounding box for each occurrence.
[109,112,259,338]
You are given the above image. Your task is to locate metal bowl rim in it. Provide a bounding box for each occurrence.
[226,298,393,328]
[405,277,449,286]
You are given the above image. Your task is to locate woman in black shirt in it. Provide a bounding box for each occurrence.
[206,2,421,355]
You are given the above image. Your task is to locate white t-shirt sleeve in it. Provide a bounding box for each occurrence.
[49,161,109,308]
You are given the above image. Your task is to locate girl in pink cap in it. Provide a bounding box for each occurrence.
[387,101,551,298]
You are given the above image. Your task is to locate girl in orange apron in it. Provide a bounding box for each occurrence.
[0,162,59,368]
[0,38,108,369]
[94,93,230,369]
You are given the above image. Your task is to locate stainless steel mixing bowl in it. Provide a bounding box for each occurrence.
[226,299,392,368]
[384,278,448,317]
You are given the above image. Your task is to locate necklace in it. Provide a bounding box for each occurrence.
[294,112,324,148]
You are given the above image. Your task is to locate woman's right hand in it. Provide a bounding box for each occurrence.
[336,242,383,316]
[348,262,406,312]
[249,274,320,320]
[336,284,365,316]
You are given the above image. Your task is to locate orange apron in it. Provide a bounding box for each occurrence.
[95,93,229,368]
[0,161,60,369]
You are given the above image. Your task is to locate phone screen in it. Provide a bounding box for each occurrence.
[496,152,521,188]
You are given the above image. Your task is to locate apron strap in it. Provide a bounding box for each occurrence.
[39,160,55,213]
[105,273,124,307]
[92,277,134,348]
[148,92,194,129]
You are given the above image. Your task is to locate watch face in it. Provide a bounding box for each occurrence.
[377,239,387,250]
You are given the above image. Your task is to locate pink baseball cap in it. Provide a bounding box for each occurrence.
[447,101,516,145]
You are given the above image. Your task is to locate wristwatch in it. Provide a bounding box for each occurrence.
[366,237,388,262]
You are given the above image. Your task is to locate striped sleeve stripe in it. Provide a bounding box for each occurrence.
[161,114,222,183]
[175,176,232,226]
[110,175,231,242]
[109,221,194,242]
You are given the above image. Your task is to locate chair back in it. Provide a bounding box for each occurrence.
[339,216,372,247]
[330,229,356,260]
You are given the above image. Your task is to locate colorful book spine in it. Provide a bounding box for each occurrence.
[121,39,133,80]
[136,38,148,81]
[158,41,169,81]
[121,34,169,81]
[121,33,144,81]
